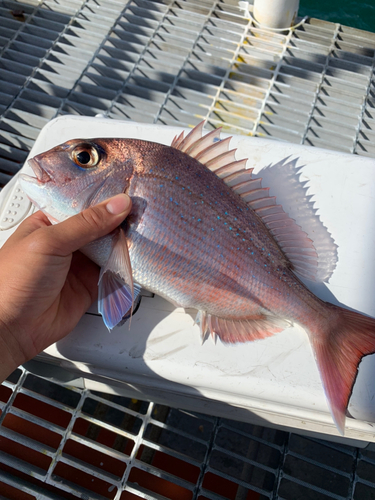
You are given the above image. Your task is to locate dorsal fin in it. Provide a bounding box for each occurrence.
[188,129,224,157]
[213,159,249,177]
[173,121,205,152]
[171,122,332,283]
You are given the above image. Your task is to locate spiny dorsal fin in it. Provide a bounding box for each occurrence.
[171,122,329,283]
[188,129,224,157]
[174,121,205,152]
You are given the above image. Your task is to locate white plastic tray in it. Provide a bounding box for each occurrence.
[1,115,375,445]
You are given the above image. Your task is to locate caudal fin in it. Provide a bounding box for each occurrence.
[311,305,375,434]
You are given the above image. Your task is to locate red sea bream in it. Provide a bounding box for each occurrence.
[19,122,375,434]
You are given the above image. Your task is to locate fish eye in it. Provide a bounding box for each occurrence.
[72,144,100,168]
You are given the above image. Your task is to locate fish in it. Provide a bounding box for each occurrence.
[19,121,375,434]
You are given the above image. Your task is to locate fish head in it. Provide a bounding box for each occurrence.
[19,138,135,222]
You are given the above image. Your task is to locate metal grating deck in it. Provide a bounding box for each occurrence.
[1,0,375,499]
[2,367,375,500]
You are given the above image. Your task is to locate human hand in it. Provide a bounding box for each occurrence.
[0,193,131,381]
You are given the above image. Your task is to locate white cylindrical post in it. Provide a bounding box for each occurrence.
[253,0,300,30]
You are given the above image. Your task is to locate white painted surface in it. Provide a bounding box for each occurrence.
[253,0,300,29]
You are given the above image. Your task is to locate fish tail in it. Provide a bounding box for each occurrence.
[311,305,375,434]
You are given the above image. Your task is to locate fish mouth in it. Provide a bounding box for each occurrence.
[28,157,52,183]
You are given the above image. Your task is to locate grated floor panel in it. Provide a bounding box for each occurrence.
[1,0,375,498]
[2,368,375,500]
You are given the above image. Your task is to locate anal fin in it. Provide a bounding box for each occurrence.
[197,311,290,344]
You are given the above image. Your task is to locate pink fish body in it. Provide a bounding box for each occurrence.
[19,123,375,433]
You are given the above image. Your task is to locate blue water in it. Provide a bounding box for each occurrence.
[299,0,375,32]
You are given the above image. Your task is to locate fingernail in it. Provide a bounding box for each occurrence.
[106,194,131,215]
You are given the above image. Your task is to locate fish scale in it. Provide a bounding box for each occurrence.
[125,141,317,323]
[19,122,375,434]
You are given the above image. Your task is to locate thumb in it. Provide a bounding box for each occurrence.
[46,193,132,256]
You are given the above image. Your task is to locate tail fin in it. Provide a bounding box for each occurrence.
[311,305,375,434]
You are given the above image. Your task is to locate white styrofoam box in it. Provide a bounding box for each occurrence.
[1,115,375,445]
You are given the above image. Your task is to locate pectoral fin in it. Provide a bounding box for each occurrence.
[117,283,143,326]
[98,228,134,330]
